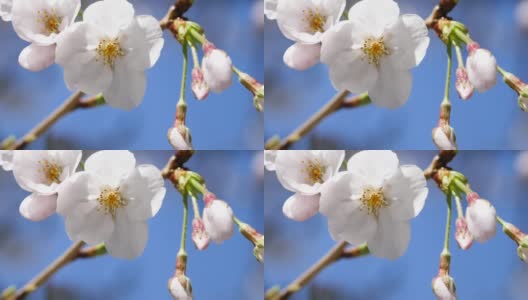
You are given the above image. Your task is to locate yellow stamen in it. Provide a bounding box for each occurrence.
[37,10,62,35]
[361,36,390,66]
[360,187,388,218]
[38,160,62,184]
[97,186,127,217]
[302,159,326,184]
[96,38,125,67]
[303,8,327,33]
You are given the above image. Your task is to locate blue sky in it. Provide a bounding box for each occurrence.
[265,151,528,300]
[0,150,264,299]
[0,0,263,150]
[265,0,528,149]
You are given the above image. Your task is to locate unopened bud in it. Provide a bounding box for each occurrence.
[517,236,528,263]
[466,43,497,93]
[191,218,210,250]
[432,275,457,300]
[432,124,457,150]
[455,217,473,250]
[254,240,264,263]
[168,275,193,300]
[191,67,209,100]
[465,195,497,243]
[168,126,193,150]
[202,42,233,93]
[203,198,234,243]
[455,67,473,100]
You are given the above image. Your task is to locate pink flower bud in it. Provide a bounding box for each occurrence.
[455,217,473,250]
[283,42,321,71]
[191,67,209,100]
[191,218,210,250]
[168,126,193,150]
[466,43,497,93]
[432,275,457,300]
[168,275,193,300]
[202,199,234,244]
[432,125,457,150]
[465,195,497,243]
[455,67,474,100]
[202,42,233,93]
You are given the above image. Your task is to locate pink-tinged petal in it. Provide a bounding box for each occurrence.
[18,44,55,71]
[19,193,57,221]
[282,193,320,221]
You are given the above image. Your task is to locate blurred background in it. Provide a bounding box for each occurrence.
[265,151,528,300]
[0,150,264,299]
[265,0,528,149]
[0,0,264,150]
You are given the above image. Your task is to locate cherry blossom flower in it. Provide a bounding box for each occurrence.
[466,43,497,93]
[465,192,496,243]
[56,150,166,259]
[321,0,430,108]
[275,0,345,70]
[432,275,457,300]
[319,150,428,259]
[12,150,82,221]
[0,0,12,22]
[202,193,234,243]
[264,150,277,171]
[275,150,344,221]
[11,0,80,71]
[202,42,233,93]
[0,150,13,171]
[264,0,278,20]
[55,0,164,110]
[168,276,193,300]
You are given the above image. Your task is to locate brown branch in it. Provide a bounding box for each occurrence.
[424,150,458,179]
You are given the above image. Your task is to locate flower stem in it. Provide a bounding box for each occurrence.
[453,193,464,218]
[189,43,200,69]
[179,194,189,256]
[454,43,464,69]
[443,43,453,103]
[179,44,189,106]
[265,241,369,300]
[190,194,200,218]
[443,193,453,253]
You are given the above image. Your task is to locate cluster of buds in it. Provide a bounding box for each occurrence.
[432,101,457,150]
[432,252,457,300]
[168,254,193,300]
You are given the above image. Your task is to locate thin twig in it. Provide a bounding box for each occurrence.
[7,241,85,300]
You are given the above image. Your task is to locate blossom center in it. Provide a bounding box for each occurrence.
[97,186,127,217]
[361,36,390,65]
[303,8,326,33]
[38,160,63,184]
[37,10,62,35]
[302,159,326,184]
[96,38,125,67]
[360,187,388,217]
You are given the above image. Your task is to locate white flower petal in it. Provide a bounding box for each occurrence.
[56,172,101,216]
[0,0,13,22]
[367,215,410,259]
[346,150,399,186]
[13,151,63,195]
[105,214,148,259]
[121,165,166,222]
[0,150,14,171]
[83,0,134,37]
[347,0,400,37]
[64,201,114,245]
[264,150,277,171]
[384,14,430,70]
[384,165,428,221]
[103,60,146,110]
[120,15,164,71]
[264,0,278,20]
[18,44,55,71]
[283,42,321,71]
[368,63,412,108]
[19,193,57,221]
[84,150,136,187]
[282,193,320,221]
